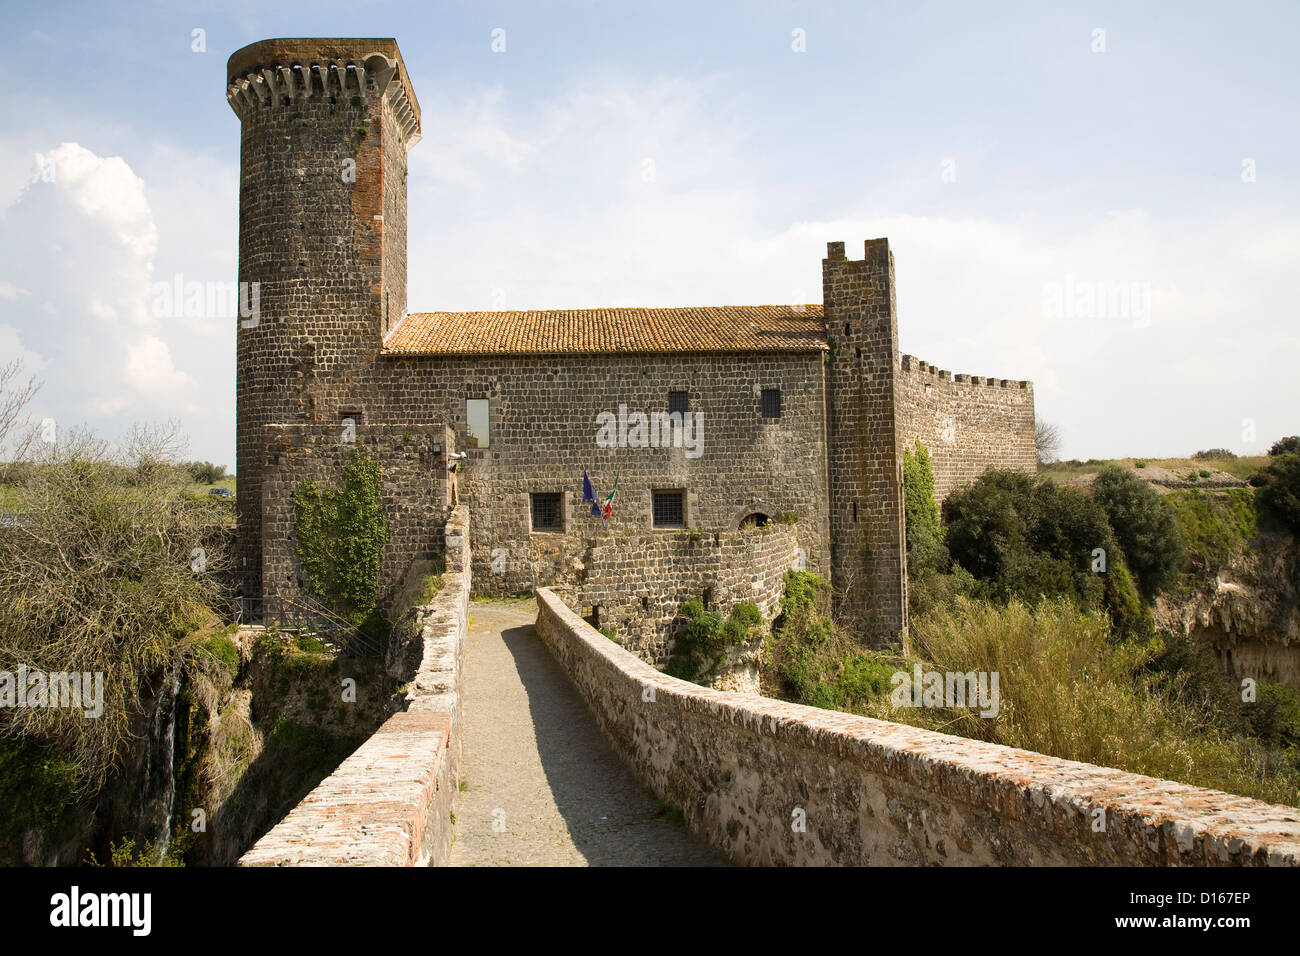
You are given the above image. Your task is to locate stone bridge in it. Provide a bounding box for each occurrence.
[240,506,1300,867]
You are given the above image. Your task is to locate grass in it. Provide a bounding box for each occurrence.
[186,474,237,498]
[1164,487,1259,570]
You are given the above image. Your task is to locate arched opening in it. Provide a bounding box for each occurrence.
[739,512,770,529]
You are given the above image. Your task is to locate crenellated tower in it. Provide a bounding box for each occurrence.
[226,38,422,606]
[823,239,908,645]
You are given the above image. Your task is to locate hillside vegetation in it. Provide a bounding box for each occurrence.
[763,440,1300,807]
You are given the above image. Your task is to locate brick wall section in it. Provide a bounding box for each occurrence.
[259,422,452,613]
[534,588,1300,866]
[824,240,907,645]
[896,354,1037,503]
[238,504,469,867]
[552,523,801,663]
[367,352,832,600]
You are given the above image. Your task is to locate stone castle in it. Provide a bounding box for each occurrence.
[226,37,1037,650]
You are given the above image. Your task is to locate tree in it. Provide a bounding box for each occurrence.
[1255,453,1300,535]
[1035,419,1062,465]
[1089,465,1185,600]
[902,440,944,574]
[0,359,40,485]
[0,424,233,790]
[1268,436,1300,457]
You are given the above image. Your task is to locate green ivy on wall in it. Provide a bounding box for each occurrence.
[293,449,389,625]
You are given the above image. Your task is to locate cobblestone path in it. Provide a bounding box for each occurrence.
[447,600,724,866]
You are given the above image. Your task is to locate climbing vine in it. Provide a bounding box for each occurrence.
[293,449,389,625]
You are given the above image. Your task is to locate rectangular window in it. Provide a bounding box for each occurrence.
[668,391,690,415]
[530,492,563,532]
[652,490,685,529]
[761,389,782,419]
[466,398,490,448]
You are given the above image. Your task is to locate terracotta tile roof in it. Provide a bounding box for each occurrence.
[382,304,827,355]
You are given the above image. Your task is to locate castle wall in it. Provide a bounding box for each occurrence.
[359,351,832,602]
[549,522,801,664]
[896,355,1036,503]
[259,422,453,614]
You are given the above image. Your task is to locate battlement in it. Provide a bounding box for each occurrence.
[226,37,420,145]
[900,354,1031,390]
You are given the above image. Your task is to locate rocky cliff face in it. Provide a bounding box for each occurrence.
[1155,532,1300,689]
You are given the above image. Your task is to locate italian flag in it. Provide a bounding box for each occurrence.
[601,472,619,522]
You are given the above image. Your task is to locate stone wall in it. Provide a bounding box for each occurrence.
[259,422,453,613]
[238,504,469,867]
[549,522,802,663]
[367,351,832,600]
[534,588,1300,866]
[896,354,1037,503]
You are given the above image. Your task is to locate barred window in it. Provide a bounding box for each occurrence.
[761,389,782,419]
[531,492,563,532]
[668,391,690,415]
[652,490,685,528]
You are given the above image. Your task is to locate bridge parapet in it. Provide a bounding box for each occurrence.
[534,588,1300,866]
[239,503,470,867]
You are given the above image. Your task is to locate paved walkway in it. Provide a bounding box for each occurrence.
[448,600,723,866]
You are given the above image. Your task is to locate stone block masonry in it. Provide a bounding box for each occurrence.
[552,522,801,664]
[897,354,1036,503]
[259,422,453,614]
[534,588,1300,866]
[239,503,469,867]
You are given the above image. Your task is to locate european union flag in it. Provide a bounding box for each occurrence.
[582,469,601,517]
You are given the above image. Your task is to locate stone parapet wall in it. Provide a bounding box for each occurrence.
[897,354,1036,504]
[551,523,801,664]
[238,504,470,867]
[534,587,1300,866]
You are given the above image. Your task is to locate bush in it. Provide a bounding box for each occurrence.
[1192,449,1236,460]
[663,599,763,682]
[763,571,902,712]
[902,440,945,575]
[185,461,228,485]
[942,470,1114,609]
[1089,465,1185,600]
[1254,452,1300,535]
[1268,436,1300,457]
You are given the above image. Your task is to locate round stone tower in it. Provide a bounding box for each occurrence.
[226,38,422,608]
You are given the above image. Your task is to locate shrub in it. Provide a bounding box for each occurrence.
[185,461,228,484]
[1268,436,1300,457]
[763,571,902,712]
[1089,465,1185,600]
[664,599,763,682]
[1192,449,1236,460]
[1134,460,1147,468]
[942,470,1114,609]
[1254,452,1300,535]
[902,440,945,574]
[892,597,1298,805]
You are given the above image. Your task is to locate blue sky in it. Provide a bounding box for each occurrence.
[0,0,1296,466]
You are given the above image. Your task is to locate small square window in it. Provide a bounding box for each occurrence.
[653,490,685,528]
[668,391,690,415]
[761,389,782,419]
[531,492,563,532]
